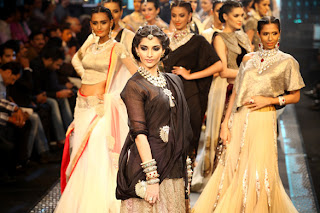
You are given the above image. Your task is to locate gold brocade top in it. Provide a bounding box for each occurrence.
[219,31,252,69]
[72,35,129,85]
[234,51,305,109]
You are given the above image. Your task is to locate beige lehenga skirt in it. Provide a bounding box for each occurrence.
[121,178,186,213]
[192,106,298,213]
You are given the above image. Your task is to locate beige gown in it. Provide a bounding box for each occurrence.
[192,50,305,213]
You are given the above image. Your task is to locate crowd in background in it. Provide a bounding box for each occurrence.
[0,0,316,185]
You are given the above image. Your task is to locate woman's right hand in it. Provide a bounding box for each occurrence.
[144,183,160,205]
[220,123,231,145]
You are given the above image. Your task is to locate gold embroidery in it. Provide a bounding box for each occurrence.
[264,168,271,207]
[242,169,248,213]
[256,171,261,200]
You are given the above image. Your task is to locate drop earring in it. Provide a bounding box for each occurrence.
[109,27,112,39]
[275,41,280,51]
[92,30,96,38]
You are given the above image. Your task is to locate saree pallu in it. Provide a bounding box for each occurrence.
[55,44,131,213]
[192,106,298,213]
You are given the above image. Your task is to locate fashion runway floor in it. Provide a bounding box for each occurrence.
[27,104,318,213]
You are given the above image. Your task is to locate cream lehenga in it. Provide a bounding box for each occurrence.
[55,34,132,213]
[192,48,305,213]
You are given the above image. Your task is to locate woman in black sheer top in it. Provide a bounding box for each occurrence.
[116,25,193,212]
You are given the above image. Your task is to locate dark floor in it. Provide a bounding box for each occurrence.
[0,154,61,213]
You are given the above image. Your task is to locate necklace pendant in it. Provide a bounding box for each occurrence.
[163,88,175,107]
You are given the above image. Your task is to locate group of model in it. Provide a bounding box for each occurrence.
[54,0,305,212]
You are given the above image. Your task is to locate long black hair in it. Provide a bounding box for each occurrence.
[132,25,170,61]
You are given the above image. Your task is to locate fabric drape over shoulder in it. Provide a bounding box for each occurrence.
[116,73,193,200]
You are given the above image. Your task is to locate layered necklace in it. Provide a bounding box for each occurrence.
[137,66,175,107]
[170,28,193,51]
[252,44,280,74]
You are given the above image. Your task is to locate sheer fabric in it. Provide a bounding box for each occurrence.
[116,73,192,201]
[192,52,304,213]
[55,36,131,213]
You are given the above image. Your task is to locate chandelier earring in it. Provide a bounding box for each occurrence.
[258,43,263,50]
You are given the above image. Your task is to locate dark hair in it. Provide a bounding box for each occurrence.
[257,16,280,33]
[45,25,60,38]
[60,22,71,32]
[46,37,63,48]
[141,0,160,10]
[4,40,21,54]
[132,25,170,62]
[212,0,224,11]
[219,0,243,23]
[103,0,123,10]
[40,46,65,61]
[0,62,23,76]
[171,0,193,13]
[29,31,44,41]
[241,0,253,7]
[91,6,115,30]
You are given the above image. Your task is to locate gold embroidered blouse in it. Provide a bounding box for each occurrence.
[234,51,305,109]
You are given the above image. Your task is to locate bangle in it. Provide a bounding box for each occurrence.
[147,178,160,185]
[141,159,157,168]
[278,96,286,106]
[143,166,157,173]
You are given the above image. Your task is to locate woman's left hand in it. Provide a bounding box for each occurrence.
[172,66,191,80]
[244,96,272,111]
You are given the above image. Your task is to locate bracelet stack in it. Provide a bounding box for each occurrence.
[186,157,193,183]
[278,96,286,106]
[141,159,160,185]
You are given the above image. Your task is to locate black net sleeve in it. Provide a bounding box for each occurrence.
[121,78,149,139]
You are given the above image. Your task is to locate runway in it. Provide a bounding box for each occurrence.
[30,105,319,213]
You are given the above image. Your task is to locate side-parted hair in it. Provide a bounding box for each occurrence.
[257,16,280,33]
[219,0,243,23]
[132,25,170,62]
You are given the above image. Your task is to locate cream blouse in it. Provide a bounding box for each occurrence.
[72,35,129,85]
[234,51,305,109]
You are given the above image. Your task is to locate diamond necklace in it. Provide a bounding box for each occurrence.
[252,47,279,74]
[137,66,175,107]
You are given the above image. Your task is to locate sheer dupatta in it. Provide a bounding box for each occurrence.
[116,73,193,200]
[60,43,130,193]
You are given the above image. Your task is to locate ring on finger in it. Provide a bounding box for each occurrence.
[179,66,183,69]
[148,197,153,201]
[249,98,255,104]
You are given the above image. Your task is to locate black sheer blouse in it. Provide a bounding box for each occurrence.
[116,73,193,200]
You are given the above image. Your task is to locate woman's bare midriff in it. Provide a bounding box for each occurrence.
[80,80,106,97]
